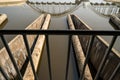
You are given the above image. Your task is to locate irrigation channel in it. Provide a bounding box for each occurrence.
[0,0,120,80]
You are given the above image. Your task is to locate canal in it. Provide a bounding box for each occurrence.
[0,0,120,80]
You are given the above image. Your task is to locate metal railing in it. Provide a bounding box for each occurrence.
[0,30,120,80]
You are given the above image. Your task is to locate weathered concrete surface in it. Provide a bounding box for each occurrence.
[0,14,7,25]
[71,14,120,80]
[0,14,45,80]
[0,0,26,2]
[110,14,120,29]
[0,0,27,7]
[23,14,51,80]
[105,0,120,2]
[67,14,93,80]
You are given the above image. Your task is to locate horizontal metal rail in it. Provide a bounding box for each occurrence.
[0,30,120,80]
[0,30,120,35]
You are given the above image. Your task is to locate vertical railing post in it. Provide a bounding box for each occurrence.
[0,66,9,80]
[94,36,117,80]
[80,35,95,80]
[65,35,72,80]
[31,35,39,53]
[0,35,23,80]
[23,34,38,80]
[45,35,52,80]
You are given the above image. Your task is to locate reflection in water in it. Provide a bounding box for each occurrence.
[0,4,40,48]
[0,0,120,79]
[37,17,79,80]
[91,4,120,16]
[27,0,81,16]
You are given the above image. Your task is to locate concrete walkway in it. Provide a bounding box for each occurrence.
[105,0,120,2]
[0,0,27,7]
[0,0,26,3]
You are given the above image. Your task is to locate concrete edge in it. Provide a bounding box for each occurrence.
[23,14,51,80]
[0,14,45,80]
[73,14,120,58]
[67,14,93,80]
[0,14,7,25]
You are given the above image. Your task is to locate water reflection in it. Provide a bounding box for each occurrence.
[27,0,81,16]
[0,0,120,80]
[91,3,120,16]
[0,19,8,29]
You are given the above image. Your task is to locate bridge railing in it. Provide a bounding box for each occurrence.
[0,30,120,80]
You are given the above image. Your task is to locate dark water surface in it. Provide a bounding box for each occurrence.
[37,17,79,80]
[0,4,40,48]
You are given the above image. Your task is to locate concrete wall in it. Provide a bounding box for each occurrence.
[71,14,120,80]
[105,0,120,2]
[67,14,93,80]
[0,14,45,80]
[0,14,7,25]
[23,14,51,80]
[0,0,27,7]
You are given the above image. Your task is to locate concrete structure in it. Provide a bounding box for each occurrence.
[110,14,120,29]
[105,0,120,2]
[67,14,93,80]
[27,0,82,16]
[70,14,120,80]
[23,14,51,80]
[0,14,7,25]
[0,0,26,3]
[0,0,27,7]
[0,14,49,80]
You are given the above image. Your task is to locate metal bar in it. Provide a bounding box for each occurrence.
[23,35,38,80]
[0,30,120,35]
[0,66,9,80]
[94,36,117,80]
[31,35,39,53]
[0,35,23,80]
[45,35,52,80]
[80,35,95,80]
[65,35,72,80]
[109,63,120,80]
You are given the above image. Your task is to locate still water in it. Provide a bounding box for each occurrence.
[0,0,120,79]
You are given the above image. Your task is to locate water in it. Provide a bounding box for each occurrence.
[0,0,120,80]
[37,16,79,80]
[0,4,40,48]
[0,4,40,30]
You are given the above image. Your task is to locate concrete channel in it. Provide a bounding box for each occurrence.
[0,14,50,80]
